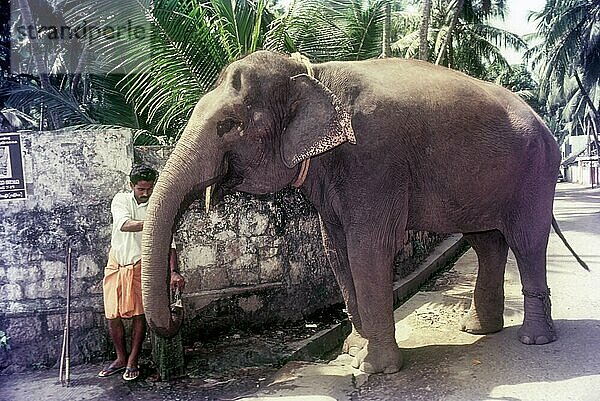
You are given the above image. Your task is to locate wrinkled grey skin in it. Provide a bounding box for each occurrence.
[141,51,561,374]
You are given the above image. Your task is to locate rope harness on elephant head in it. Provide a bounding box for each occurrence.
[292,158,311,188]
[290,52,313,189]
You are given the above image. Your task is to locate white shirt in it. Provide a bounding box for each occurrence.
[110,192,176,266]
[110,192,148,266]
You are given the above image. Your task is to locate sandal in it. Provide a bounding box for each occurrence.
[98,365,126,377]
[122,366,140,381]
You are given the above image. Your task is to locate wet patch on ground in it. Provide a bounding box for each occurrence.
[127,307,349,400]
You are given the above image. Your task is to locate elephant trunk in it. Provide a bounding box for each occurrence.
[141,137,222,337]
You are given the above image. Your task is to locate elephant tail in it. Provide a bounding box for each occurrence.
[552,216,590,271]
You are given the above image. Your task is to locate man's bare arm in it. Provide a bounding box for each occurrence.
[169,248,185,290]
[120,219,144,232]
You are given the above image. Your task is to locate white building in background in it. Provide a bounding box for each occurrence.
[561,134,599,187]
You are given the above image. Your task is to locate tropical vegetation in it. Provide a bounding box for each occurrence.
[1,0,596,150]
[526,0,599,146]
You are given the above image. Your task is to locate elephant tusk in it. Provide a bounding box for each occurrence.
[205,185,213,213]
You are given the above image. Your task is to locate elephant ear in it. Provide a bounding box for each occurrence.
[281,74,356,168]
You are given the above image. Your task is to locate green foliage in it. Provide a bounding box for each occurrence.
[484,63,545,116]
[527,0,600,139]
[268,0,388,62]
[4,0,277,141]
[389,0,525,80]
[2,0,533,142]
[1,78,94,126]
[77,0,277,140]
[485,64,536,93]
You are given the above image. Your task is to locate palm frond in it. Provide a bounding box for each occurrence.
[1,80,95,125]
[391,30,420,58]
[529,0,600,112]
[275,0,387,62]
[263,0,299,53]
[60,0,274,138]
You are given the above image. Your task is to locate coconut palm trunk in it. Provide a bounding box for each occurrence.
[16,0,59,129]
[381,0,391,58]
[436,0,465,66]
[419,0,432,61]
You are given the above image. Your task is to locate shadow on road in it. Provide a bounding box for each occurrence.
[360,319,600,401]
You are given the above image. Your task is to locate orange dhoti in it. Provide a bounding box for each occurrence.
[102,250,144,319]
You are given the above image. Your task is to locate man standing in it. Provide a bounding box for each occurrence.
[98,164,185,381]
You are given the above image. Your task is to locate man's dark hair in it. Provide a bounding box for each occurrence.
[129,164,158,184]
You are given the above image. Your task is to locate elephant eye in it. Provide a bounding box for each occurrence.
[217,118,239,137]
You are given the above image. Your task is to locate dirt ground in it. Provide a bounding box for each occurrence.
[0,308,348,401]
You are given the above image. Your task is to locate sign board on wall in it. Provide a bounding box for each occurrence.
[0,133,26,201]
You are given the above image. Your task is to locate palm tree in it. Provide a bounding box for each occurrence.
[528,0,600,147]
[434,0,524,77]
[89,0,274,139]
[381,0,392,58]
[528,0,600,113]
[3,0,531,141]
[10,0,64,129]
[435,0,465,65]
[3,0,129,131]
[391,0,524,79]
[3,0,279,142]
[418,0,433,60]
[268,0,387,62]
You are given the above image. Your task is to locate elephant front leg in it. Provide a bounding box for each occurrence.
[319,217,367,357]
[347,242,402,374]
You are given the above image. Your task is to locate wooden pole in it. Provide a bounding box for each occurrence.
[59,242,72,386]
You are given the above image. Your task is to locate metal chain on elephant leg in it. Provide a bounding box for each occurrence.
[522,287,556,338]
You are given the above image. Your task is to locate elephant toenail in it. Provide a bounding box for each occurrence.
[520,335,533,344]
[536,336,549,344]
[360,362,376,374]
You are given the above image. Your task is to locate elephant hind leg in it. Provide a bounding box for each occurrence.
[461,230,509,335]
[503,209,556,345]
[511,247,556,345]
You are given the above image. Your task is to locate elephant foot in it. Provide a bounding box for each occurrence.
[351,342,402,374]
[460,306,503,335]
[342,327,367,357]
[518,288,557,345]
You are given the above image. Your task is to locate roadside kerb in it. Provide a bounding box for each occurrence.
[289,234,469,362]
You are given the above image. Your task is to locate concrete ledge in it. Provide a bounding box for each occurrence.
[289,320,352,361]
[185,282,285,302]
[393,233,468,307]
[289,234,468,361]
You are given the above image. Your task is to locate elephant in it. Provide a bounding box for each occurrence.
[141,50,571,374]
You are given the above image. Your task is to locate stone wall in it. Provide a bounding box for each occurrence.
[0,130,443,373]
[0,127,132,373]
